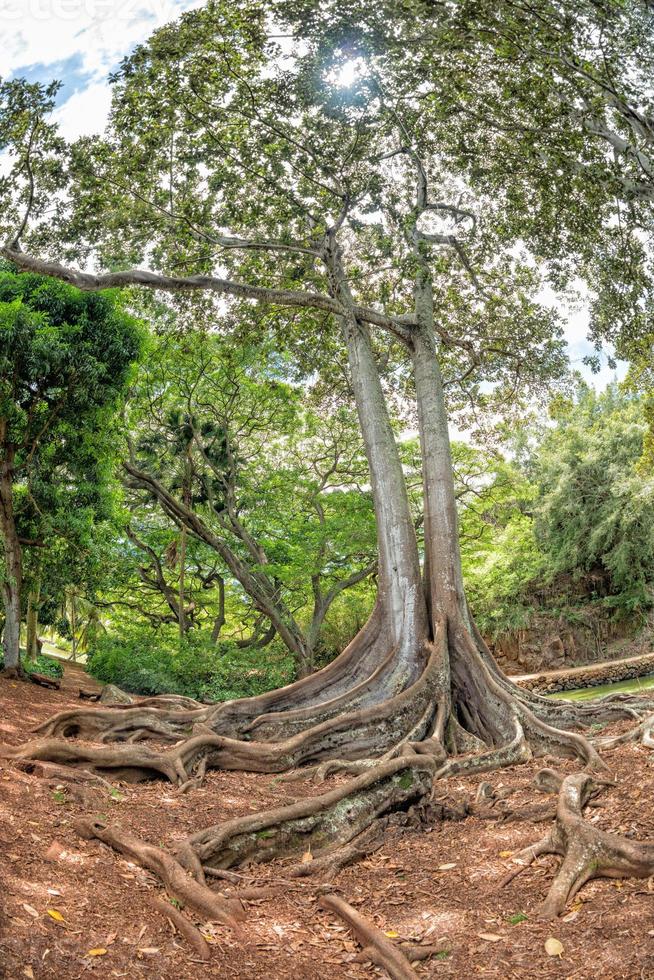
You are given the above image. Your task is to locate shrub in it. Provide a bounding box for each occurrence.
[86,625,295,700]
[0,653,64,678]
[28,654,65,679]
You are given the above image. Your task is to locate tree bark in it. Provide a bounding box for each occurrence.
[25,577,41,662]
[178,524,188,638]
[411,297,468,627]
[0,442,22,673]
[211,575,226,643]
[325,236,428,671]
[69,589,78,662]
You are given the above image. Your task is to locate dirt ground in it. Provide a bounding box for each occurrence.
[2,666,654,980]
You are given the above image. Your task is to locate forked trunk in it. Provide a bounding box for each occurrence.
[342,312,428,661]
[411,316,468,626]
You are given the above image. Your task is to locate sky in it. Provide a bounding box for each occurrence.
[1,1,201,137]
[1,0,624,389]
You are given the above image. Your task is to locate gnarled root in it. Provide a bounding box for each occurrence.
[449,626,606,772]
[74,817,244,934]
[13,616,612,793]
[30,606,410,747]
[286,824,385,878]
[11,758,115,788]
[31,703,210,742]
[178,756,435,871]
[28,672,60,690]
[506,770,654,918]
[318,892,418,980]
[595,711,654,750]
[149,895,211,961]
[0,733,224,786]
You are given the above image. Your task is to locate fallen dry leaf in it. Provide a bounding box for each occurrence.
[437,863,457,871]
[87,949,108,957]
[478,933,503,943]
[545,937,564,958]
[46,909,65,923]
[22,904,38,919]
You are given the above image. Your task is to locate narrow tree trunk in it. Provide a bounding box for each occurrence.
[411,313,468,625]
[344,313,427,650]
[123,461,313,668]
[25,577,41,662]
[211,575,226,643]
[69,590,78,662]
[0,444,22,673]
[326,236,428,668]
[178,524,187,638]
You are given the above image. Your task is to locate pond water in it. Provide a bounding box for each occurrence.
[549,673,654,701]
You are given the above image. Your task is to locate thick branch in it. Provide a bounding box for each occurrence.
[0,246,413,338]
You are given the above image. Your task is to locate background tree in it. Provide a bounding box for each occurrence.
[0,268,141,674]
[121,328,377,676]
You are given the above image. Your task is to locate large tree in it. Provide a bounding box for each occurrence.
[3,0,654,914]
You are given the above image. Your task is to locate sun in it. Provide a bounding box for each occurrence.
[328,56,366,88]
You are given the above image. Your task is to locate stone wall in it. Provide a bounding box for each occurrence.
[515,651,654,694]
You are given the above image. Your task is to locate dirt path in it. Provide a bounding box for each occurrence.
[2,666,654,979]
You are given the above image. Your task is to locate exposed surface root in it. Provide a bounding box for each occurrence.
[11,758,114,788]
[14,611,652,939]
[0,733,224,785]
[22,612,649,796]
[595,711,654,750]
[149,895,211,961]
[31,703,209,742]
[470,620,654,727]
[179,756,435,871]
[285,824,385,878]
[318,892,418,980]
[505,769,654,918]
[28,672,61,690]
[74,818,244,933]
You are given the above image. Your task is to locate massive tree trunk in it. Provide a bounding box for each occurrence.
[0,443,22,675]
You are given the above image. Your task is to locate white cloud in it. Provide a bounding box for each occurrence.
[52,78,112,138]
[536,281,626,390]
[1,1,203,145]
[0,0,201,81]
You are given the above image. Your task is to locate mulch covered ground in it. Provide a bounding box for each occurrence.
[1,666,654,979]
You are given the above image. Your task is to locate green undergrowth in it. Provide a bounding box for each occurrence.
[86,624,295,700]
[0,653,64,679]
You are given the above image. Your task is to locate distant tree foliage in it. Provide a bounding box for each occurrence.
[0,268,142,671]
